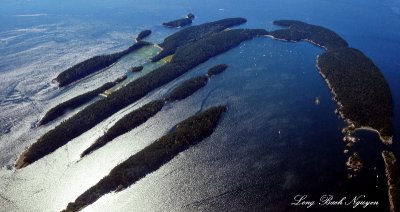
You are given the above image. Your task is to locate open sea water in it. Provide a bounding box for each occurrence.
[0,0,399,211]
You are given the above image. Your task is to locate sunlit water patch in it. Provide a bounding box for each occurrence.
[0,0,399,211]
[0,19,168,167]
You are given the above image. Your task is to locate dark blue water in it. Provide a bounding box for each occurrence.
[0,0,399,211]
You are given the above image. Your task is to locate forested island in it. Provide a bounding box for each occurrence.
[268,20,393,143]
[38,75,127,126]
[317,48,393,142]
[81,64,228,158]
[136,30,151,41]
[151,17,247,62]
[207,64,228,77]
[382,151,400,212]
[80,100,165,158]
[15,20,267,168]
[54,31,151,87]
[269,20,348,51]
[130,65,143,72]
[162,13,195,28]
[63,105,227,212]
[54,41,149,87]
[165,76,208,101]
[9,15,398,212]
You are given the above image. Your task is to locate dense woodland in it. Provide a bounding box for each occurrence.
[39,75,127,126]
[39,82,114,126]
[269,20,348,51]
[318,47,393,138]
[268,20,393,141]
[81,64,228,158]
[171,29,268,68]
[165,76,208,101]
[11,16,397,212]
[16,26,265,168]
[136,30,151,41]
[80,100,165,157]
[151,17,247,62]
[130,65,143,72]
[55,41,150,87]
[162,13,195,28]
[63,106,227,212]
[207,64,228,76]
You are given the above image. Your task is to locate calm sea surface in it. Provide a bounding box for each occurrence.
[0,0,399,211]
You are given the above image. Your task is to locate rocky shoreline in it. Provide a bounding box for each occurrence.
[268,20,393,144]
[382,151,400,212]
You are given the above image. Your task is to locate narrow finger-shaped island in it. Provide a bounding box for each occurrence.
[15,21,267,168]
[63,105,227,212]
